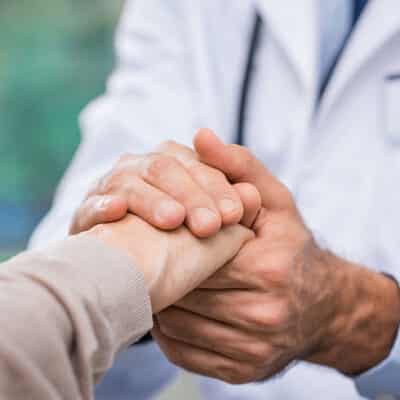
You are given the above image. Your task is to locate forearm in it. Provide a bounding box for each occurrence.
[0,236,152,400]
[306,250,400,375]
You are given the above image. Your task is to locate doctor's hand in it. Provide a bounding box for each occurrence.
[152,130,400,383]
[70,140,249,238]
[87,213,254,314]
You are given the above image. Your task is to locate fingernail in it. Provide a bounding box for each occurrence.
[219,198,238,215]
[155,200,183,223]
[97,196,113,211]
[191,207,219,229]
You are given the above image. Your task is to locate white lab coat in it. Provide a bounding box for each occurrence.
[30,0,400,399]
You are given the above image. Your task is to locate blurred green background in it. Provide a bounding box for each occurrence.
[0,0,124,259]
[0,3,201,398]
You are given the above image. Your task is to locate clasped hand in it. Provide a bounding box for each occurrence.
[73,129,400,383]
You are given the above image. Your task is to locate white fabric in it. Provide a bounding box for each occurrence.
[318,0,353,87]
[29,0,400,399]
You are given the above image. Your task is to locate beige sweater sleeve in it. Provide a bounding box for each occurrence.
[0,235,153,400]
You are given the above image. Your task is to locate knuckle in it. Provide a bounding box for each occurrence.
[273,257,292,284]
[262,313,281,328]
[246,343,271,366]
[197,167,234,194]
[257,254,291,288]
[238,365,259,384]
[158,320,178,340]
[239,305,266,330]
[184,160,205,176]
[144,154,177,180]
[157,141,198,166]
[90,202,109,221]
[227,145,253,179]
[220,363,257,385]
[164,347,182,366]
[96,153,142,194]
[244,303,287,330]
[98,175,116,195]
[209,167,227,182]
[217,364,241,384]
[265,301,290,328]
[98,167,132,195]
[270,250,292,268]
[156,337,184,366]
[244,307,268,329]
[157,309,175,325]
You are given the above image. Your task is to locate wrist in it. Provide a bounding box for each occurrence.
[85,223,158,299]
[306,251,400,375]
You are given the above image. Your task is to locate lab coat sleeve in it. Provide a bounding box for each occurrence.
[29,0,202,250]
[354,272,400,399]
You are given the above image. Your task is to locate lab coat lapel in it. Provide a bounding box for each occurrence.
[256,0,318,95]
[318,0,400,119]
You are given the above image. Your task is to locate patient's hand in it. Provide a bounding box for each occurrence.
[72,133,262,312]
[70,136,259,237]
[86,214,254,313]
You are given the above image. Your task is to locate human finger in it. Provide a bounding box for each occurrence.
[158,141,244,226]
[152,320,263,384]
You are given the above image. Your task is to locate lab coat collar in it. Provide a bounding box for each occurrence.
[318,0,400,119]
[256,0,318,96]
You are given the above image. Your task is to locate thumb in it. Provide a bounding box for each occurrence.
[194,129,295,211]
[70,195,128,234]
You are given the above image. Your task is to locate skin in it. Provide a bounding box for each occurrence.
[70,142,246,238]
[72,128,400,384]
[88,213,254,314]
[153,130,400,382]
[73,151,262,313]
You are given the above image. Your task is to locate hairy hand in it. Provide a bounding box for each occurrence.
[153,130,400,383]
